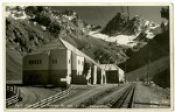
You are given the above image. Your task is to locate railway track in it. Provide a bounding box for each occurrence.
[6,95,22,106]
[26,84,136,108]
[6,87,22,107]
[78,85,126,108]
[51,84,119,108]
[86,84,135,108]
[111,84,135,108]
[26,88,70,108]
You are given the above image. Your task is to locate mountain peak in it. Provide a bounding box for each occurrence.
[101,12,159,37]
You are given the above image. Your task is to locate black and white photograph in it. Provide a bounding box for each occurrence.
[5,4,172,110]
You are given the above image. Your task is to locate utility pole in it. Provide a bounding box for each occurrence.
[146,45,150,85]
[127,6,130,19]
[124,49,127,83]
[121,7,124,13]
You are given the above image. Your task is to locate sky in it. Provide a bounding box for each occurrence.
[55,6,165,27]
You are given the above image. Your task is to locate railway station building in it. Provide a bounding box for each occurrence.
[23,38,106,86]
[60,39,105,85]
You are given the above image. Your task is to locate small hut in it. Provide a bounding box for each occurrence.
[100,64,125,84]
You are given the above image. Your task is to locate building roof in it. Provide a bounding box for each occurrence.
[25,38,102,69]
[60,38,102,69]
[100,64,119,71]
[25,50,50,56]
[25,39,65,56]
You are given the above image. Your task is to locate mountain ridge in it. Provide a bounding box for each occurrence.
[6,6,170,88]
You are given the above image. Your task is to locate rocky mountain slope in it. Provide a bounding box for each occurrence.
[120,28,170,88]
[6,49,22,81]
[119,7,170,87]
[6,6,128,80]
[6,6,170,88]
[119,28,169,72]
[126,56,170,87]
[89,7,170,88]
[89,12,161,49]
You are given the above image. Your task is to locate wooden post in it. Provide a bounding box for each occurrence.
[93,65,97,84]
[125,49,127,83]
[147,44,150,84]
[12,86,14,93]
[100,69,103,84]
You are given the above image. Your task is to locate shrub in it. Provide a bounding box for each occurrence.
[48,22,61,36]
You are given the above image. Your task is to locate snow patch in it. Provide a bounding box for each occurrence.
[88,20,159,48]
[89,31,138,48]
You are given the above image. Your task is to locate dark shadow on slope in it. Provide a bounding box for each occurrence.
[152,68,170,88]
[119,30,169,73]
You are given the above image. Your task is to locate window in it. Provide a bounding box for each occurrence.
[29,60,42,64]
[78,60,80,64]
[29,60,33,64]
[52,59,57,64]
[37,60,41,64]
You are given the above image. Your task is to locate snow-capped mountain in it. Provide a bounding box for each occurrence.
[89,13,160,49]
[6,6,128,65]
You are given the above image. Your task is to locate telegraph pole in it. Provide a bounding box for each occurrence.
[127,6,130,19]
[121,7,124,13]
[146,45,150,85]
[124,49,127,83]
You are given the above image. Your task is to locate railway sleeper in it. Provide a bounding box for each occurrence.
[26,89,70,108]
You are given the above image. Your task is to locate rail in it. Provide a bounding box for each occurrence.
[134,101,170,107]
[111,84,135,108]
[26,88,70,108]
[6,96,19,106]
[127,85,135,108]
[6,88,22,106]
